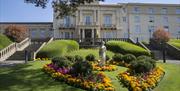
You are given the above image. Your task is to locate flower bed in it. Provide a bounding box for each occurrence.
[35,58,51,61]
[43,63,114,91]
[110,61,130,68]
[117,67,165,91]
[92,63,117,71]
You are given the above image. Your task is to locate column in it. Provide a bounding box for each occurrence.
[94,10,96,24]
[92,29,94,38]
[92,29,95,45]
[82,29,85,39]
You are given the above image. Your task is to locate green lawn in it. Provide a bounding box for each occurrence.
[0,61,179,91]
[0,34,13,50]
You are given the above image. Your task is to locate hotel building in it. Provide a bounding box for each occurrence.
[1,2,180,42]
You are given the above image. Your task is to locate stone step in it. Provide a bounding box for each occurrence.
[6,43,42,60]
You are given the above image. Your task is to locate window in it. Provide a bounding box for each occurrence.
[149,16,155,22]
[134,16,140,23]
[135,25,141,33]
[164,26,169,32]
[65,32,70,38]
[30,30,37,38]
[163,16,168,25]
[104,31,116,38]
[123,17,126,22]
[177,26,180,37]
[177,17,180,23]
[104,15,112,27]
[40,30,46,38]
[84,15,92,25]
[123,8,126,13]
[148,26,155,38]
[134,7,140,13]
[176,8,180,14]
[148,8,154,14]
[162,8,167,14]
[64,16,70,27]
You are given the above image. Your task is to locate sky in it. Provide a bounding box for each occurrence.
[0,0,179,22]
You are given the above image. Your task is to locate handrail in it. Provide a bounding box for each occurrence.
[16,38,31,51]
[0,43,16,61]
[46,37,54,44]
[33,37,54,60]
[33,42,46,60]
[137,41,151,53]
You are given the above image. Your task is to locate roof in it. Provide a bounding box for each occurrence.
[118,3,180,7]
[0,22,53,25]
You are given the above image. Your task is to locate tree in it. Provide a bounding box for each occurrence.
[153,27,170,43]
[152,27,170,63]
[25,0,104,18]
[4,25,29,43]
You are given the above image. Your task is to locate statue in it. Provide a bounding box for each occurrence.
[99,41,106,66]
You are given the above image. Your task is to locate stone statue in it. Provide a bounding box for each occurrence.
[99,41,106,66]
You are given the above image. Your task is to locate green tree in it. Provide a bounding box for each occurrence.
[25,0,104,18]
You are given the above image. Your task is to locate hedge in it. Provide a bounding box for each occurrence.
[106,41,151,57]
[168,39,180,49]
[37,40,79,58]
[65,49,114,60]
[0,34,13,50]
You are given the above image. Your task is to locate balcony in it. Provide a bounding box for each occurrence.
[101,24,116,30]
[78,22,98,26]
[59,24,75,30]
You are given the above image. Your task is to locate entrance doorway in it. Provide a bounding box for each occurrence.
[85,29,92,38]
[84,29,92,43]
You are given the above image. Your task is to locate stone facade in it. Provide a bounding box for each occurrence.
[53,2,180,42]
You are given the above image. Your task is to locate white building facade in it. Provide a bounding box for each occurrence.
[53,2,180,42]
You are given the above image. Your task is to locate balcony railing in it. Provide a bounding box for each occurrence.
[59,24,75,29]
[101,24,116,30]
[78,22,97,26]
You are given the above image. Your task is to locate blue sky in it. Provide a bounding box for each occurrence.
[0,0,179,22]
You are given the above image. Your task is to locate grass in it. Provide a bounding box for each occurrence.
[0,61,84,91]
[0,61,179,91]
[0,34,13,50]
[65,49,114,60]
[37,40,79,58]
[106,41,151,56]
[168,39,180,49]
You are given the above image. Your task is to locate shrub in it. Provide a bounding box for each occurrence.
[86,54,96,61]
[74,55,83,62]
[65,55,75,63]
[0,34,12,50]
[66,49,114,60]
[4,25,28,42]
[52,57,71,68]
[137,55,156,68]
[71,61,93,76]
[37,40,79,58]
[123,54,136,64]
[130,59,154,74]
[106,41,151,57]
[106,55,110,61]
[112,53,123,62]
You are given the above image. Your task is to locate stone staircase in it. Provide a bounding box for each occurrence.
[6,42,42,61]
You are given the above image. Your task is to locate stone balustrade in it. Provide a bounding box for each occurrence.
[0,43,16,61]
[0,38,31,61]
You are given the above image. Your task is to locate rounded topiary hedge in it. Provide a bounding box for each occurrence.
[37,40,79,58]
[106,41,151,57]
